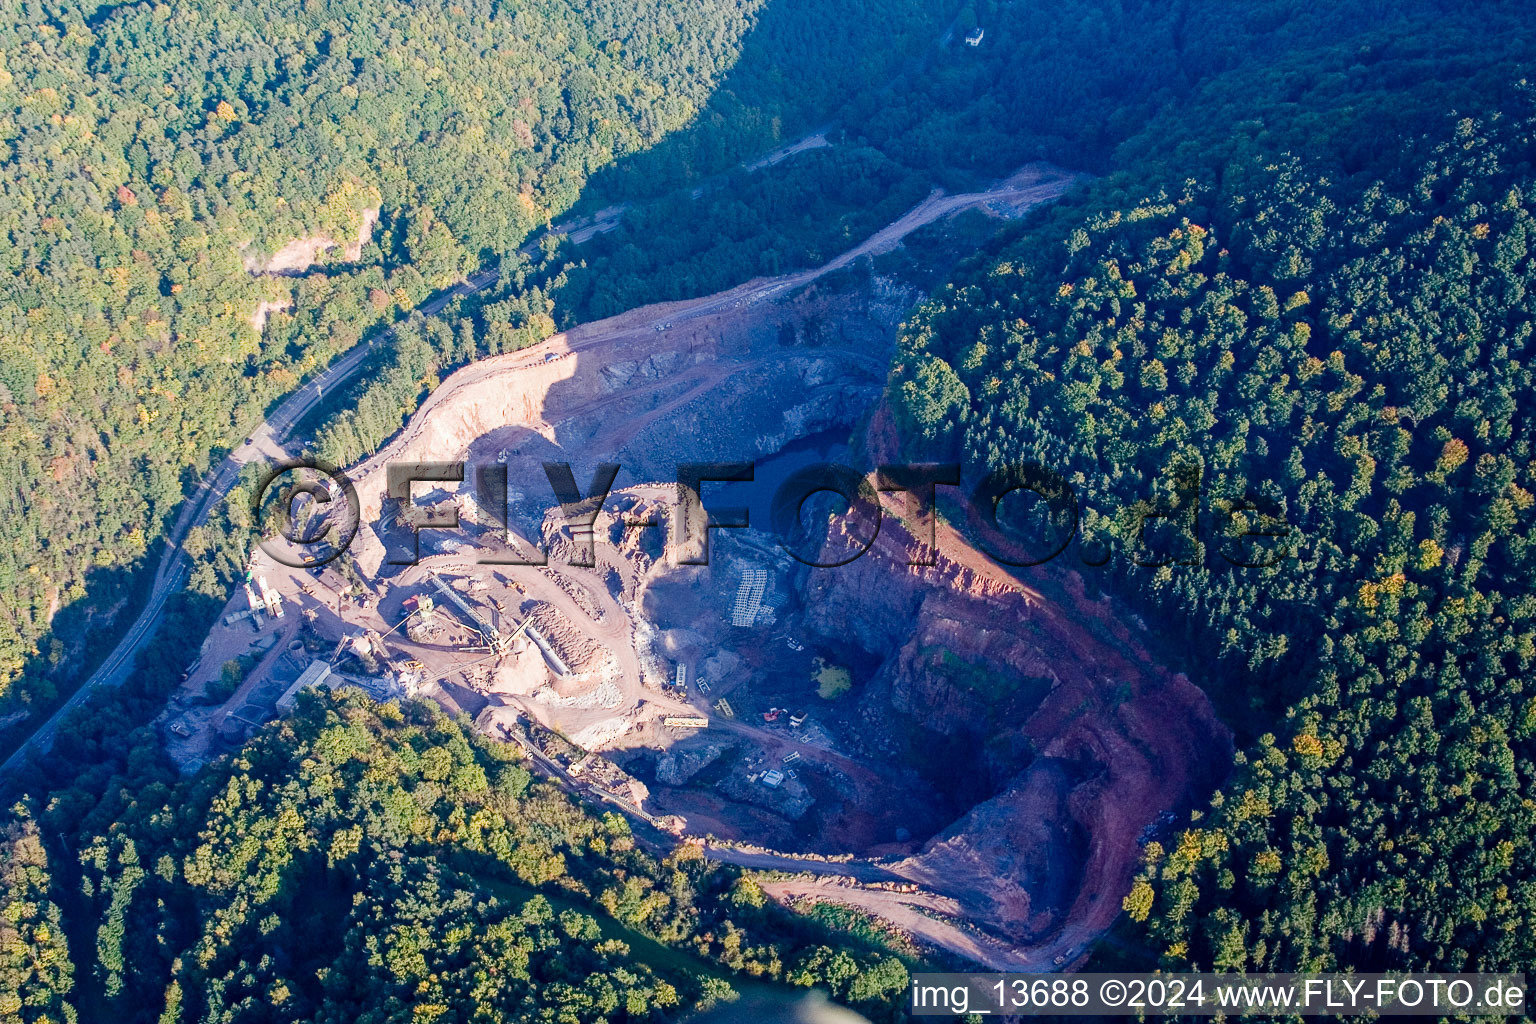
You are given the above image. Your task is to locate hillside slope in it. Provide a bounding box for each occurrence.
[889,90,1536,973]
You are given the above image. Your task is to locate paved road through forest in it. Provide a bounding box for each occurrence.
[0,270,497,778]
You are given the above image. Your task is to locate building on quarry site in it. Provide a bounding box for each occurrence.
[257,576,284,618]
[428,574,509,651]
[276,659,406,713]
[761,769,785,788]
[402,594,437,641]
[730,568,769,627]
[674,663,688,691]
[663,716,709,729]
[276,660,332,713]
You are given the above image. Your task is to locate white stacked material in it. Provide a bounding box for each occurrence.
[731,568,768,627]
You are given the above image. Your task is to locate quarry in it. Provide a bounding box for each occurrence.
[158,164,1231,971]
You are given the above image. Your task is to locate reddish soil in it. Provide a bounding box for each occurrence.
[834,407,1232,959]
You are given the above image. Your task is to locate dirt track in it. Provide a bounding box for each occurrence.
[757,876,1046,971]
[342,162,1080,487]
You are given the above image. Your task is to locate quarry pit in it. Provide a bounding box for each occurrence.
[162,165,1231,970]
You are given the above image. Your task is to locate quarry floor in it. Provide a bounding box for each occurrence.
[161,164,1231,972]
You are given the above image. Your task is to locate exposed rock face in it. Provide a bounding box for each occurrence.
[598,350,691,390]
[800,509,1232,945]
[607,352,884,482]
[894,667,1227,942]
[246,207,379,276]
[699,650,742,686]
[718,763,816,820]
[897,762,1083,939]
[656,741,730,786]
[803,527,1024,659]
[326,224,1224,957]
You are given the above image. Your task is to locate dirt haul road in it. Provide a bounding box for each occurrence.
[339,162,1080,487]
[757,876,1046,971]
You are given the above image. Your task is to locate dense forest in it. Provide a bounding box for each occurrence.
[5,0,1536,1019]
[11,0,1528,730]
[888,52,1536,984]
[542,0,1536,321]
[0,0,776,718]
[2,691,912,1022]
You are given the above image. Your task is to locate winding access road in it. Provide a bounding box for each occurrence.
[0,269,498,779]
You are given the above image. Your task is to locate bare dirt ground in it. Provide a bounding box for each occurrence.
[245,207,379,276]
[171,163,1229,971]
[758,876,1043,971]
